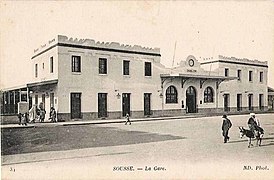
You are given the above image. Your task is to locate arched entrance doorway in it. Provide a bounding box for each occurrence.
[186,86,197,113]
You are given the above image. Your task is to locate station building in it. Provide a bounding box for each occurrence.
[0,35,270,122]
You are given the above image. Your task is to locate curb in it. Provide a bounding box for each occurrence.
[1,112,273,129]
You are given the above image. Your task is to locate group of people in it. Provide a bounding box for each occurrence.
[18,104,57,125]
[221,113,264,143]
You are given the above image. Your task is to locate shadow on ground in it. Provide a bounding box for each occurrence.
[1,125,185,155]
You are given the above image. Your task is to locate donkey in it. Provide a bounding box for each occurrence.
[239,127,264,148]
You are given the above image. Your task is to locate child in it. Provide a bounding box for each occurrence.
[17,113,22,125]
[125,113,131,125]
[21,113,28,126]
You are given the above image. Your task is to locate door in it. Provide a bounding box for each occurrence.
[144,93,151,116]
[98,93,107,118]
[259,94,263,110]
[224,94,230,112]
[237,94,242,111]
[122,93,131,116]
[71,93,81,119]
[248,94,253,111]
[186,86,196,113]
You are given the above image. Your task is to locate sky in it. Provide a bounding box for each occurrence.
[1,1,273,89]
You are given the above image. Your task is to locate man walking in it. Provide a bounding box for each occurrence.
[222,114,232,143]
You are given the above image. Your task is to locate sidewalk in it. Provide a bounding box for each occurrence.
[1,113,208,129]
[2,111,273,129]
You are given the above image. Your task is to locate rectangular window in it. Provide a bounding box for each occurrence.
[145,62,152,76]
[99,58,107,74]
[35,64,38,78]
[260,72,263,82]
[259,94,264,110]
[249,71,253,82]
[42,63,45,70]
[35,95,38,105]
[72,56,81,72]
[225,68,229,77]
[50,57,54,73]
[123,60,130,75]
[237,70,241,81]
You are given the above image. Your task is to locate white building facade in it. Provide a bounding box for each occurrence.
[201,55,268,113]
[1,35,268,122]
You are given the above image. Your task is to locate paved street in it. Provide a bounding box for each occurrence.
[1,113,274,179]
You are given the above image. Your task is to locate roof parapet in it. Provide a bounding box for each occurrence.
[33,35,160,56]
[201,55,267,66]
[217,55,268,65]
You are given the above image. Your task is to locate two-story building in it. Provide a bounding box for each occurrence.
[28,35,166,120]
[0,35,270,123]
[201,55,268,112]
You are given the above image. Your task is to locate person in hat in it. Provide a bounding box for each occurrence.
[221,114,232,143]
[248,113,264,135]
[248,113,257,135]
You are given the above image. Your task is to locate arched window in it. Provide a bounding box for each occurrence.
[204,86,214,103]
[166,86,178,103]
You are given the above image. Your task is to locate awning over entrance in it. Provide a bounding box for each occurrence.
[160,73,238,89]
[27,79,58,88]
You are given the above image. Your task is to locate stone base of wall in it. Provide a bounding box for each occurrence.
[1,106,271,124]
[57,109,189,121]
[0,115,19,124]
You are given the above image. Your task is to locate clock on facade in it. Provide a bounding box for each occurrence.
[189,59,194,67]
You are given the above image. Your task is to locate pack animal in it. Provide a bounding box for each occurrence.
[239,127,263,148]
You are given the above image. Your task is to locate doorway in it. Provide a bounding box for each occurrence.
[122,93,131,116]
[144,93,151,116]
[224,94,230,112]
[186,86,197,113]
[71,93,81,119]
[98,93,107,118]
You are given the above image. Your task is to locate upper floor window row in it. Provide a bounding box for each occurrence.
[34,57,54,78]
[237,69,264,83]
[71,56,152,76]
